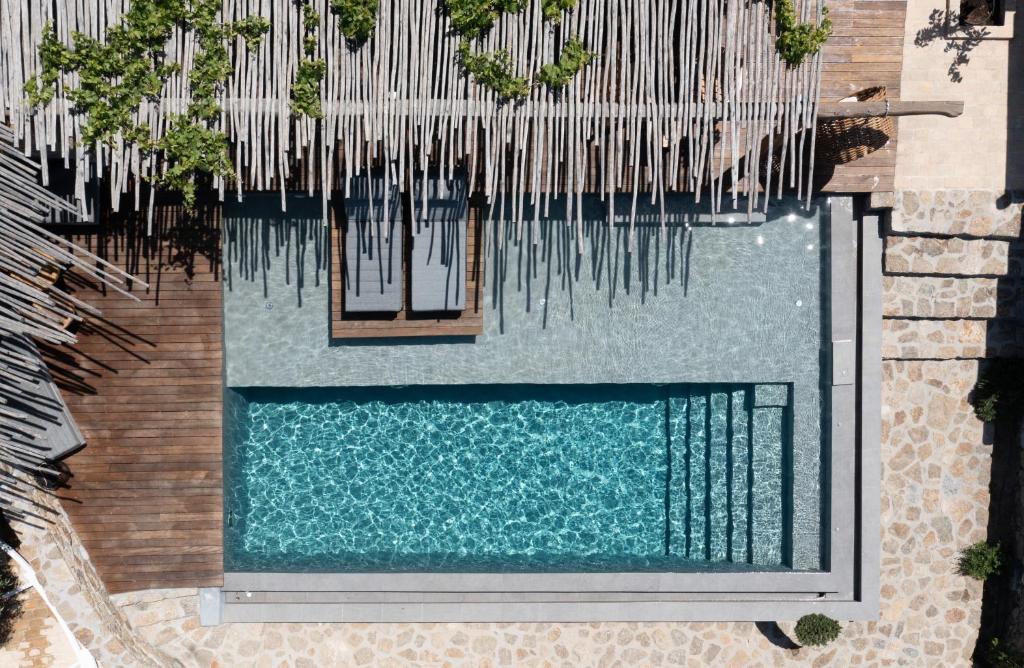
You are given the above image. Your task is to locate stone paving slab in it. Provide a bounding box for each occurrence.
[883,319,988,359]
[885,237,1010,276]
[0,587,78,668]
[892,191,1023,239]
[883,275,998,319]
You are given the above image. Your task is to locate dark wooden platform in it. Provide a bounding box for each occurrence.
[330,207,484,339]
[43,205,224,594]
[818,0,907,193]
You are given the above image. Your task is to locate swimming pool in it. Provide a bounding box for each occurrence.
[224,384,794,573]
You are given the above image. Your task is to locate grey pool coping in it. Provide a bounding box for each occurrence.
[209,196,883,623]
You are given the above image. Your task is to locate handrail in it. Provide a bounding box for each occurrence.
[817,100,965,118]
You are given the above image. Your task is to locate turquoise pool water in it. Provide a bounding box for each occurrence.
[224,384,793,572]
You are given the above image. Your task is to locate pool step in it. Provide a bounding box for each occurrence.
[666,385,787,566]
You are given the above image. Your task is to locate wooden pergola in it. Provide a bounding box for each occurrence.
[4,0,830,239]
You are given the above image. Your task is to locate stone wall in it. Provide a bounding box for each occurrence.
[883,189,1023,361]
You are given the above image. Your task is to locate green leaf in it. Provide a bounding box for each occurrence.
[329,0,379,45]
[457,41,530,100]
[536,36,594,89]
[775,0,831,66]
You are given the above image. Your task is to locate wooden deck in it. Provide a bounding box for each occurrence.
[818,0,907,193]
[330,206,484,339]
[43,205,224,594]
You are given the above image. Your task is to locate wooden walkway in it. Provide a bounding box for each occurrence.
[330,208,484,339]
[43,205,224,594]
[818,0,907,192]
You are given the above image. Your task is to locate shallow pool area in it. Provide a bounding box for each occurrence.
[225,384,796,573]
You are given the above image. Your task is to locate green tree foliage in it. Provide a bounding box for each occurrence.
[24,0,269,212]
[329,0,380,45]
[971,361,1024,422]
[541,0,578,23]
[793,614,842,647]
[445,0,593,98]
[445,0,527,39]
[536,36,595,89]
[292,3,327,118]
[457,43,531,100]
[986,638,1024,668]
[775,0,832,66]
[958,541,1003,580]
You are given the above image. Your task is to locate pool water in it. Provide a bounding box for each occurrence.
[224,384,793,572]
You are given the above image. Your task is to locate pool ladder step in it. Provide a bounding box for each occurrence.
[666,385,788,566]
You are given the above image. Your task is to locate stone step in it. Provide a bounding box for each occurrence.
[883,317,1024,360]
[882,276,998,319]
[666,386,788,564]
[891,190,1022,239]
[727,388,750,565]
[882,319,988,359]
[750,404,784,566]
[884,237,1009,277]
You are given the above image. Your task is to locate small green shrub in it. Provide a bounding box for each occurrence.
[0,551,22,648]
[972,362,1024,422]
[775,0,832,66]
[329,0,379,45]
[958,541,1002,580]
[536,36,594,89]
[457,42,530,100]
[794,614,842,647]
[292,2,326,118]
[985,637,1024,668]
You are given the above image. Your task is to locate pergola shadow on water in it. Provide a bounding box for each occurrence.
[218,188,798,333]
[0,126,140,528]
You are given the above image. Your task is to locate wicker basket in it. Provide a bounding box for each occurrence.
[816,86,894,165]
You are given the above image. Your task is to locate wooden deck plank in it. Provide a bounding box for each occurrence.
[818,0,906,193]
[48,206,224,594]
[330,205,485,339]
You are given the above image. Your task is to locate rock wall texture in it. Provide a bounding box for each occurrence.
[885,237,1009,277]
[883,189,1023,362]
[882,276,997,319]
[891,191,1022,239]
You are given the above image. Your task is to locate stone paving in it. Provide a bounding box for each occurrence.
[884,236,1009,276]
[882,276,997,319]
[0,586,78,668]
[892,191,1022,238]
[895,1,1024,191]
